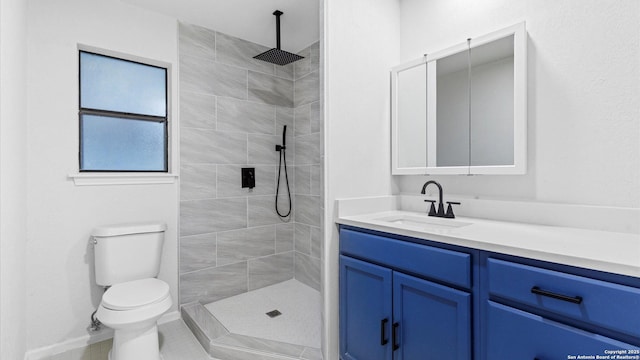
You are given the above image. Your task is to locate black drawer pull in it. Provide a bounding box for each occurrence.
[392,322,400,351]
[380,318,389,345]
[531,286,583,304]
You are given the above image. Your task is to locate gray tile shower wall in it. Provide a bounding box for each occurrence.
[180,262,248,305]
[179,21,321,304]
[248,251,295,290]
[249,71,294,107]
[292,42,322,292]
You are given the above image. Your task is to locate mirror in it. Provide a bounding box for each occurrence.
[469,35,515,167]
[391,22,526,175]
[391,58,427,174]
[434,49,470,168]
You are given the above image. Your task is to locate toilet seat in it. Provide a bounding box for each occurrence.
[102,278,170,311]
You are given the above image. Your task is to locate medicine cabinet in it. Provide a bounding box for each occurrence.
[391,22,527,175]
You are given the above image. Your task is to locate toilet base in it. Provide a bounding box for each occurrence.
[108,323,162,360]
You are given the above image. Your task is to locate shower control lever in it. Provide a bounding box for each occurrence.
[242,168,255,189]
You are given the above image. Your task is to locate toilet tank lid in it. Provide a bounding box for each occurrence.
[92,222,167,237]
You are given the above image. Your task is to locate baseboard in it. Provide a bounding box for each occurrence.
[23,310,181,360]
[23,329,114,360]
[158,309,181,325]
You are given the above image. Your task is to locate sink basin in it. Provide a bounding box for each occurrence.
[373,213,471,230]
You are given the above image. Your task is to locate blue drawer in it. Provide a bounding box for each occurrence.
[487,301,639,358]
[340,228,471,289]
[488,258,640,338]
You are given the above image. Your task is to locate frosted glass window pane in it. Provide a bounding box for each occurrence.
[81,115,166,171]
[80,52,166,117]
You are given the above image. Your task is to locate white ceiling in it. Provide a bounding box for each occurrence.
[121,0,320,53]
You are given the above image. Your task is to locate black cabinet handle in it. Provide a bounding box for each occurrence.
[392,322,400,351]
[380,318,389,345]
[531,286,583,304]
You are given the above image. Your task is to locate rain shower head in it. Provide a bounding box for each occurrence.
[254,47,303,66]
[254,10,304,66]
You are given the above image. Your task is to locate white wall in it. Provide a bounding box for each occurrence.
[323,0,400,358]
[26,0,179,354]
[0,0,28,358]
[398,0,640,208]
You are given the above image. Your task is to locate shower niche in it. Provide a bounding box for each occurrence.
[391,22,527,175]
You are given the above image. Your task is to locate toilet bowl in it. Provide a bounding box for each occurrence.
[96,278,172,360]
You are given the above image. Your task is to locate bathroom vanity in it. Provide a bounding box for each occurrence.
[336,205,640,360]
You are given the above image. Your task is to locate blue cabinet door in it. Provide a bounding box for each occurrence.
[392,272,471,360]
[486,301,640,358]
[340,255,393,360]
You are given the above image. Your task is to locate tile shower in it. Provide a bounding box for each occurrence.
[178,21,322,358]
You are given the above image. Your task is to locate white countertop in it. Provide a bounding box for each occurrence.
[337,210,640,278]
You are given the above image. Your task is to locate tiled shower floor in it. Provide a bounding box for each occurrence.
[204,279,321,349]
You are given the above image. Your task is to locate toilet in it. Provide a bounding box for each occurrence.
[93,223,172,360]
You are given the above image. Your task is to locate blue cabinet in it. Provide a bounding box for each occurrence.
[339,226,640,360]
[483,255,640,358]
[487,258,640,339]
[393,272,471,360]
[340,255,392,360]
[339,229,472,360]
[486,301,638,359]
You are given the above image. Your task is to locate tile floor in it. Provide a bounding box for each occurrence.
[48,319,210,360]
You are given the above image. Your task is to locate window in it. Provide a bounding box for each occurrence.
[79,50,168,172]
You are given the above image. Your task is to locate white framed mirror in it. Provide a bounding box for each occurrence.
[391,22,527,175]
[428,42,471,174]
[391,57,427,174]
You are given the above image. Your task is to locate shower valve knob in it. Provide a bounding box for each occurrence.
[242,168,256,189]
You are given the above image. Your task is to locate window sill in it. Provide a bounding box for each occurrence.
[68,173,178,186]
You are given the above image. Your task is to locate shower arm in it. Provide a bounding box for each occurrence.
[274,10,283,50]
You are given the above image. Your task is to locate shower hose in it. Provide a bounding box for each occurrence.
[276,127,292,218]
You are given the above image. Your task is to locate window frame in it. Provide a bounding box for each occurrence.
[78,49,169,173]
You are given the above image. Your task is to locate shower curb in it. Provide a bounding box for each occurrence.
[181,302,322,360]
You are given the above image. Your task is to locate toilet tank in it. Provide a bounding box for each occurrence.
[93,222,167,287]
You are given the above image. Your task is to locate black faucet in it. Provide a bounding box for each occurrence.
[420,180,460,218]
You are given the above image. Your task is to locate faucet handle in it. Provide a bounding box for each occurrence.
[423,199,437,216]
[445,202,461,219]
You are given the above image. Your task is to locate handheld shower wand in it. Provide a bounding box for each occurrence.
[275,125,292,218]
[276,125,286,152]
